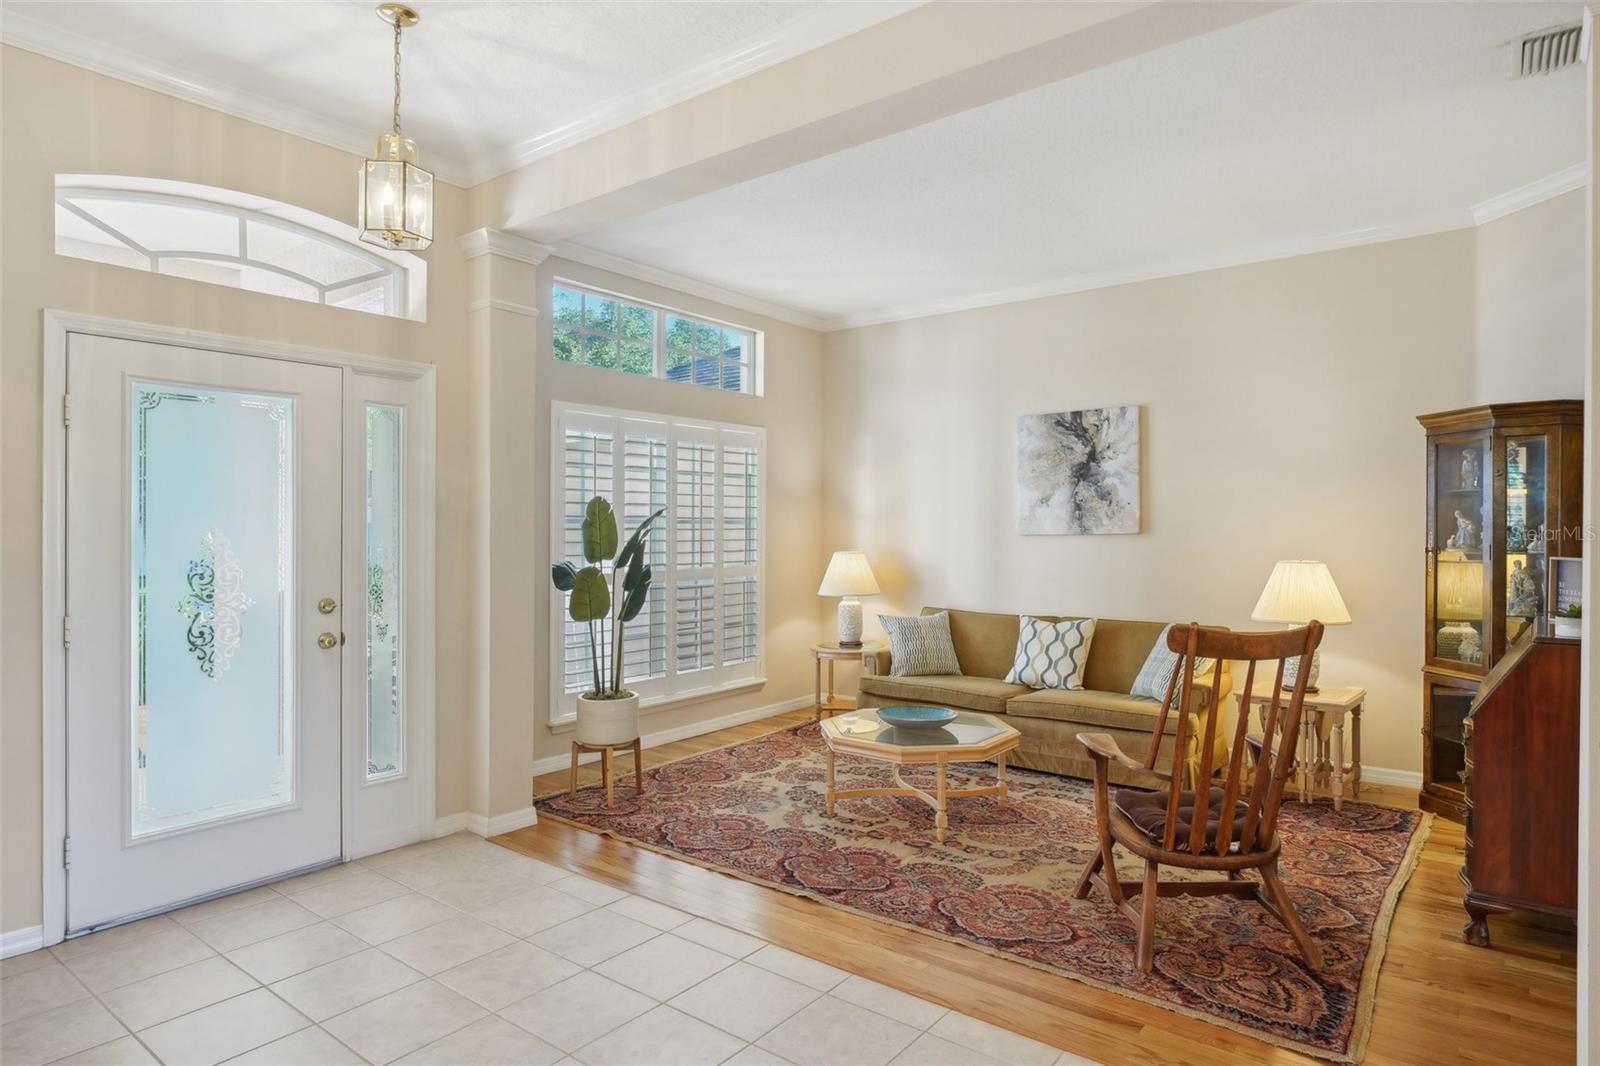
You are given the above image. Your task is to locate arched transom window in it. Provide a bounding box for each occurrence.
[54,176,426,321]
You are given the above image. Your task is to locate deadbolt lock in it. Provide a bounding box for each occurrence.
[317,632,338,650]
[318,597,337,614]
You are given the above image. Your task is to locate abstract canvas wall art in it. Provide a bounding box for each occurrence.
[1016,405,1141,534]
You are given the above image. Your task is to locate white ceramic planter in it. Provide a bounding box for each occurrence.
[1553,619,1582,639]
[576,692,641,747]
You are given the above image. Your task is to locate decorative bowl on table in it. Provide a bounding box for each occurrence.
[877,706,957,730]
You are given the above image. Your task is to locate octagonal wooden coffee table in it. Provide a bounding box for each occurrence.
[819,707,1020,843]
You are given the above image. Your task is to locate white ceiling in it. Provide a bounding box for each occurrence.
[567,2,1589,328]
[0,0,913,185]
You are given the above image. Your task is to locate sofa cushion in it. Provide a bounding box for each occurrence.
[1004,688,1182,734]
[879,611,962,676]
[1130,622,1219,701]
[1079,618,1170,695]
[921,606,1069,679]
[1004,616,1096,690]
[859,674,1033,716]
[1113,786,1248,844]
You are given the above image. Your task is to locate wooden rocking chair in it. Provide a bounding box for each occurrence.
[1073,622,1325,973]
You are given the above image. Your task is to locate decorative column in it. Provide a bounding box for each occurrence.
[460,227,550,833]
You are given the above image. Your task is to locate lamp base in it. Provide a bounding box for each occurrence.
[836,597,863,646]
[1283,647,1320,692]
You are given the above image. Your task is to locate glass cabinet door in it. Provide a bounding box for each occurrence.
[1432,436,1490,669]
[1426,681,1472,796]
[1503,433,1549,648]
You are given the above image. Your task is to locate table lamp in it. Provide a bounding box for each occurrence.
[1250,560,1352,691]
[818,551,880,647]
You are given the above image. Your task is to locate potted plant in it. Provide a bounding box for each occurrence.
[1553,602,1581,639]
[551,496,663,746]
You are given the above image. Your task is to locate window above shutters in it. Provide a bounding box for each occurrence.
[552,281,761,396]
[550,402,765,725]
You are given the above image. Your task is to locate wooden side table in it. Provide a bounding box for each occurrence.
[1237,685,1365,811]
[570,738,643,808]
[811,641,882,720]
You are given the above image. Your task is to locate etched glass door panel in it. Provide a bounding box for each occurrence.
[131,383,296,837]
[67,332,342,934]
[365,403,403,780]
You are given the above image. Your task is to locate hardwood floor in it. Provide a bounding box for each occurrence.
[505,709,1576,1065]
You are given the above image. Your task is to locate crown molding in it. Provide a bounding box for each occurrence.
[551,242,829,332]
[0,3,921,189]
[818,213,1478,332]
[817,165,1592,332]
[0,10,475,188]
[464,297,540,318]
[463,2,922,184]
[458,228,554,267]
[1469,162,1587,226]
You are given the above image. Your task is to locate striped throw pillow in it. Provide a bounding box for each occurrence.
[1130,623,1218,702]
[880,612,963,677]
[1005,616,1096,690]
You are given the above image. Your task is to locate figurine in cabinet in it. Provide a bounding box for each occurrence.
[1460,448,1480,490]
[1508,561,1539,617]
[1447,510,1478,550]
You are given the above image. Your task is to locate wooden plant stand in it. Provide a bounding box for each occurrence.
[570,738,643,808]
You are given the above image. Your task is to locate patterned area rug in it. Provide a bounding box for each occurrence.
[535,722,1429,1063]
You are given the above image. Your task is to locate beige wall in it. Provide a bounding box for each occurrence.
[1477,190,1586,402]
[820,219,1582,779]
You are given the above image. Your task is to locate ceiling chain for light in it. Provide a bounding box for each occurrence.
[391,14,403,136]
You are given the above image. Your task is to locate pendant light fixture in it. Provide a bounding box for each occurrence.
[357,3,433,250]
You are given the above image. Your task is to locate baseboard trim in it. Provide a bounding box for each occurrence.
[1361,765,1423,790]
[1,925,45,959]
[433,806,541,840]
[532,694,814,778]
[486,808,541,836]
[432,812,475,838]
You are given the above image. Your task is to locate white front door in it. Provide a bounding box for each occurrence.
[65,333,344,933]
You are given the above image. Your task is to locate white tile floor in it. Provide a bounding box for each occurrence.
[0,833,1096,1066]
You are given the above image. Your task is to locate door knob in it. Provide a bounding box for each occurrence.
[318,632,338,650]
[318,597,337,614]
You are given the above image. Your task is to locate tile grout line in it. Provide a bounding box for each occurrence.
[483,850,1027,1066]
[28,833,1059,1066]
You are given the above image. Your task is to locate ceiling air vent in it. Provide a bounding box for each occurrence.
[1518,23,1586,77]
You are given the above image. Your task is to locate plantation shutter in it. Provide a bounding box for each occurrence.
[619,417,669,688]
[551,404,765,724]
[559,413,613,698]
[720,429,760,676]
[672,425,718,678]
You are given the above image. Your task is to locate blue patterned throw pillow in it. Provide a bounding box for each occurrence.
[1005,616,1096,690]
[880,611,963,677]
[1130,623,1218,702]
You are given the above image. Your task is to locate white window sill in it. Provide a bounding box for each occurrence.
[548,676,767,733]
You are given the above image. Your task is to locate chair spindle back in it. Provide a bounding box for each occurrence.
[1151,622,1324,855]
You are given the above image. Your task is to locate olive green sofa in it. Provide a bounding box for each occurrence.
[857,607,1233,785]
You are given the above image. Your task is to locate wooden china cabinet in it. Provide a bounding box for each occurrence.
[1417,401,1583,821]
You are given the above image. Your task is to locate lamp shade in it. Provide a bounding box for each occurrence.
[1250,560,1352,625]
[818,551,880,597]
[1435,551,1485,621]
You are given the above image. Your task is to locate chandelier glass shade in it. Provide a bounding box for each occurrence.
[358,5,432,251]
